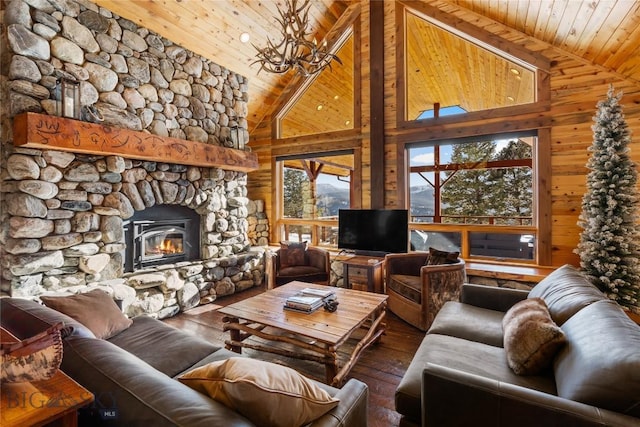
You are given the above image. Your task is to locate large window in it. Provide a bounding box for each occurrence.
[404,9,536,123]
[408,134,536,260]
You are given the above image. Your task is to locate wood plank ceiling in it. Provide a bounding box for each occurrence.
[91,0,640,136]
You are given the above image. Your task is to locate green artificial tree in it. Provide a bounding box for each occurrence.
[576,86,640,314]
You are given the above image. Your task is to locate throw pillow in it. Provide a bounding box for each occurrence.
[502,298,567,375]
[426,247,460,265]
[179,357,339,427]
[279,241,308,268]
[40,289,132,340]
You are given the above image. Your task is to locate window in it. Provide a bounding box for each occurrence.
[279,31,355,138]
[277,152,353,246]
[408,134,536,260]
[404,9,536,122]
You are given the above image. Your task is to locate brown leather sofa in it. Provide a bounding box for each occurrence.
[395,264,640,427]
[1,297,368,427]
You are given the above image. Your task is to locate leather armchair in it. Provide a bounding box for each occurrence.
[267,246,331,289]
[385,252,466,331]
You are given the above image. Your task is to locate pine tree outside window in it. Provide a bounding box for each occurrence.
[408,133,535,260]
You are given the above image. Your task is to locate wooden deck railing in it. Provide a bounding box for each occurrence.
[274,217,538,263]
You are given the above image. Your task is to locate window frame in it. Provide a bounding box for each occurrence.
[406,132,540,263]
[395,2,551,131]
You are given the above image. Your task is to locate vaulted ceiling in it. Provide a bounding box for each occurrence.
[92,0,640,136]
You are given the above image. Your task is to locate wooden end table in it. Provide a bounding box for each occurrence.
[219,281,388,386]
[340,255,385,293]
[1,328,94,427]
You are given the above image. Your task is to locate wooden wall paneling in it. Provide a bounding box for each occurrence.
[547,49,640,267]
[394,3,406,128]
[370,0,385,209]
[351,147,363,209]
[535,127,552,265]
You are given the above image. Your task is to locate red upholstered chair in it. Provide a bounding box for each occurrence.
[266,243,331,289]
[385,251,466,331]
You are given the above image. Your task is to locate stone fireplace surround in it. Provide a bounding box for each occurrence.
[2,146,266,318]
[0,0,267,318]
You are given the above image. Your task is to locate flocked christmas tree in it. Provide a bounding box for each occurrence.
[576,86,640,314]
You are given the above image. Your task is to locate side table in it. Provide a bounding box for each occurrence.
[1,328,94,427]
[341,255,385,293]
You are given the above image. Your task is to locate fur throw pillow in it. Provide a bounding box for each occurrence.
[425,247,460,265]
[502,298,567,375]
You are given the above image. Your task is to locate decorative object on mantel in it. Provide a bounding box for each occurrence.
[81,104,105,124]
[252,0,341,76]
[575,85,640,315]
[230,126,245,150]
[12,112,258,173]
[55,78,80,119]
[1,323,64,383]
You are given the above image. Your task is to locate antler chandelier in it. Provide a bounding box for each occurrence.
[253,0,341,77]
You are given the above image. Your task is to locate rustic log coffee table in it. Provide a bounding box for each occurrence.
[218,281,388,386]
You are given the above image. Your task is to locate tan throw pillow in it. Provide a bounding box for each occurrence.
[280,241,308,268]
[179,357,339,427]
[502,298,567,375]
[426,247,460,265]
[40,289,132,340]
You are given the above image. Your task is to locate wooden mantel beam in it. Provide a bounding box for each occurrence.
[12,113,258,173]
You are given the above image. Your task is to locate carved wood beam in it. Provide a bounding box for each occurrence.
[12,113,258,173]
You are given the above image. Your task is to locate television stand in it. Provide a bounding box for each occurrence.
[341,255,385,294]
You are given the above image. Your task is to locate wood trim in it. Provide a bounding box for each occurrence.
[396,101,551,132]
[535,127,552,265]
[390,111,552,145]
[395,2,407,126]
[369,0,384,208]
[352,146,363,209]
[13,113,258,172]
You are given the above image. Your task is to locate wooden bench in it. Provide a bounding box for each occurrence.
[465,261,556,284]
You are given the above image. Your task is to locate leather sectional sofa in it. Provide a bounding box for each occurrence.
[1,297,368,426]
[395,264,640,426]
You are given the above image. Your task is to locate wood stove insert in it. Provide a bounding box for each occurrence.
[123,205,200,272]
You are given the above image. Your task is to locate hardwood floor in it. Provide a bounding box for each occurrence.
[163,283,425,427]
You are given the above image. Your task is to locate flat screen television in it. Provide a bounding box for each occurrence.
[338,209,409,256]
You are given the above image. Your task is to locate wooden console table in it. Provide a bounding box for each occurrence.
[1,328,94,427]
[340,255,385,293]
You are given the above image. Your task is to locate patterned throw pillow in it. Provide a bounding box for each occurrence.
[426,247,460,265]
[279,241,308,268]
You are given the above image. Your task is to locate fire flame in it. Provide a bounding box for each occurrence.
[159,239,181,254]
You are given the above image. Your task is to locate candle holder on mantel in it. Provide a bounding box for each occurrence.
[56,78,80,119]
[230,126,245,150]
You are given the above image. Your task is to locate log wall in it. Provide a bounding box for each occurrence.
[247,0,640,267]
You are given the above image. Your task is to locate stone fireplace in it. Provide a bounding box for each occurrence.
[0,0,267,319]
